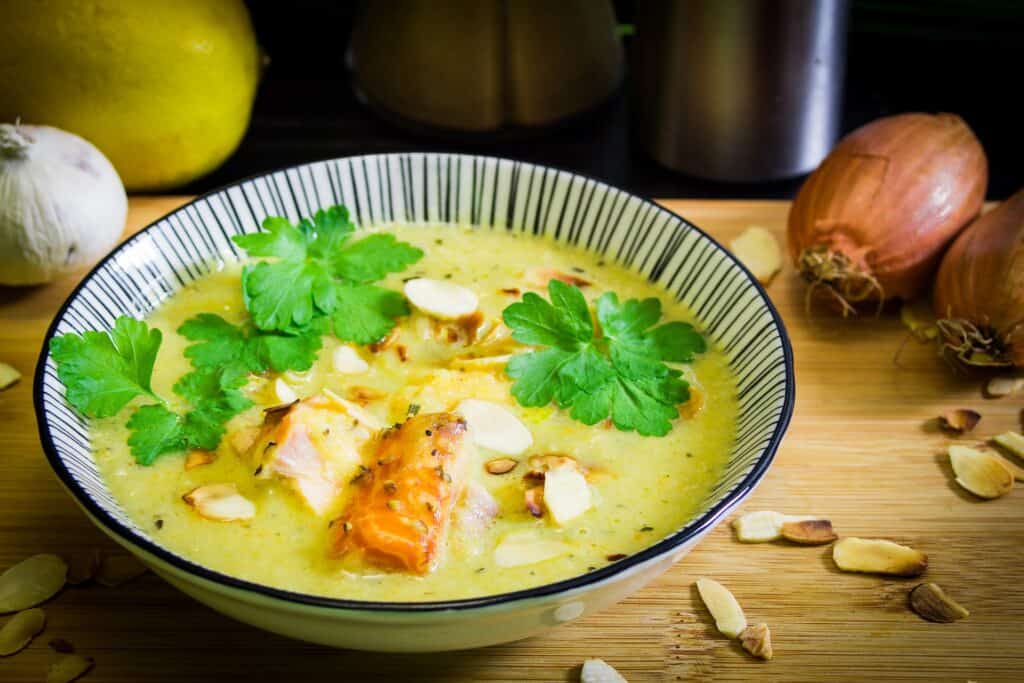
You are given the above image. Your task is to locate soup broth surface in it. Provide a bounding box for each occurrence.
[91,225,737,601]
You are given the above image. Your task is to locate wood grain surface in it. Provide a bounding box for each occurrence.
[1,198,1021,682]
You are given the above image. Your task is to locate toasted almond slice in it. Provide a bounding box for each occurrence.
[47,652,94,683]
[729,226,782,285]
[993,431,1024,459]
[484,457,518,475]
[404,278,478,319]
[64,552,99,586]
[780,519,837,545]
[332,345,369,374]
[182,484,256,522]
[95,555,148,587]
[526,268,592,289]
[0,607,46,656]
[524,486,545,517]
[909,583,969,623]
[739,622,773,660]
[695,578,747,638]
[996,455,1024,482]
[184,449,216,471]
[580,658,628,683]
[0,362,20,390]
[0,554,67,614]
[949,445,1014,499]
[273,377,298,404]
[985,376,1024,398]
[493,531,568,568]
[938,409,981,434]
[320,388,387,430]
[543,466,592,525]
[456,399,533,455]
[832,538,927,577]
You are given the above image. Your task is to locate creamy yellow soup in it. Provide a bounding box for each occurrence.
[90,226,736,601]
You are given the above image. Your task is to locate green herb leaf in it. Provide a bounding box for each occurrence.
[178,313,323,374]
[50,316,163,418]
[502,282,704,436]
[126,404,185,466]
[331,284,411,345]
[232,205,422,336]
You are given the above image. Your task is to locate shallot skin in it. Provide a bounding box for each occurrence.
[788,113,987,306]
[933,188,1024,368]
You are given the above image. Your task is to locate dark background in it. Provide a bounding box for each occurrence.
[182,0,1023,199]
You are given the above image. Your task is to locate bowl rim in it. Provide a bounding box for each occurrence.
[34,152,794,613]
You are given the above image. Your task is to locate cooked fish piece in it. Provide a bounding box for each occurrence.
[330,412,474,574]
[244,393,374,515]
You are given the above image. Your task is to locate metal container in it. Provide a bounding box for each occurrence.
[632,0,849,181]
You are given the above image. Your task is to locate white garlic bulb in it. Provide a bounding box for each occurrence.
[0,123,127,285]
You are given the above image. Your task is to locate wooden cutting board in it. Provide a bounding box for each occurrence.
[1,198,1021,683]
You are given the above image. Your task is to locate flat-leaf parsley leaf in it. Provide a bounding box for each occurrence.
[177,313,324,374]
[232,205,423,342]
[503,280,706,436]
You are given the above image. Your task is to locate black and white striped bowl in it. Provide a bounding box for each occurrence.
[35,154,794,651]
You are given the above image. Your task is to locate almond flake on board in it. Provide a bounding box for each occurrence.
[0,555,67,614]
[0,362,20,390]
[580,658,628,683]
[937,409,981,434]
[779,519,837,545]
[993,431,1024,459]
[985,376,1024,398]
[832,538,927,577]
[0,607,46,657]
[948,445,1014,499]
[739,622,773,660]
[729,226,782,285]
[47,650,94,683]
[695,578,747,638]
[909,583,969,623]
[731,511,822,543]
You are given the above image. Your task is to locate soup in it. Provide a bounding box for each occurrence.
[83,223,736,601]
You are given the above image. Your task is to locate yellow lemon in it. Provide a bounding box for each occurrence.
[0,0,261,191]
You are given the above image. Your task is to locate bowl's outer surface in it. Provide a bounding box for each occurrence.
[35,153,794,651]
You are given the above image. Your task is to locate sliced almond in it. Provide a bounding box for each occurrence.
[0,554,67,613]
[273,377,298,404]
[909,583,969,623]
[695,578,747,638]
[993,431,1024,459]
[739,622,773,660]
[64,552,100,586]
[47,652,94,683]
[456,399,533,455]
[524,486,545,517]
[996,455,1024,482]
[331,345,370,374]
[731,511,819,543]
[580,658,628,683]
[485,457,518,475]
[345,386,387,405]
[985,375,1024,398]
[182,484,256,522]
[0,362,20,390]
[543,466,592,525]
[449,354,513,371]
[404,278,478,319]
[729,226,782,285]
[780,519,837,545]
[493,531,568,568]
[832,538,927,577]
[368,328,398,353]
[95,555,148,587]
[0,607,46,656]
[938,409,981,434]
[949,445,1014,499]
[184,449,216,470]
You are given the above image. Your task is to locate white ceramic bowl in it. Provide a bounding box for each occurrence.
[35,154,794,651]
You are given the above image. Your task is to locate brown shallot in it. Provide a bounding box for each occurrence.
[788,113,987,314]
[933,188,1024,368]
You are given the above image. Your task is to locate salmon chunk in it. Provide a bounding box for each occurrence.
[244,393,375,515]
[330,412,474,574]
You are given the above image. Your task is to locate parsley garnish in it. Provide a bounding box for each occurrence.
[233,206,422,343]
[502,281,706,436]
[178,313,324,374]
